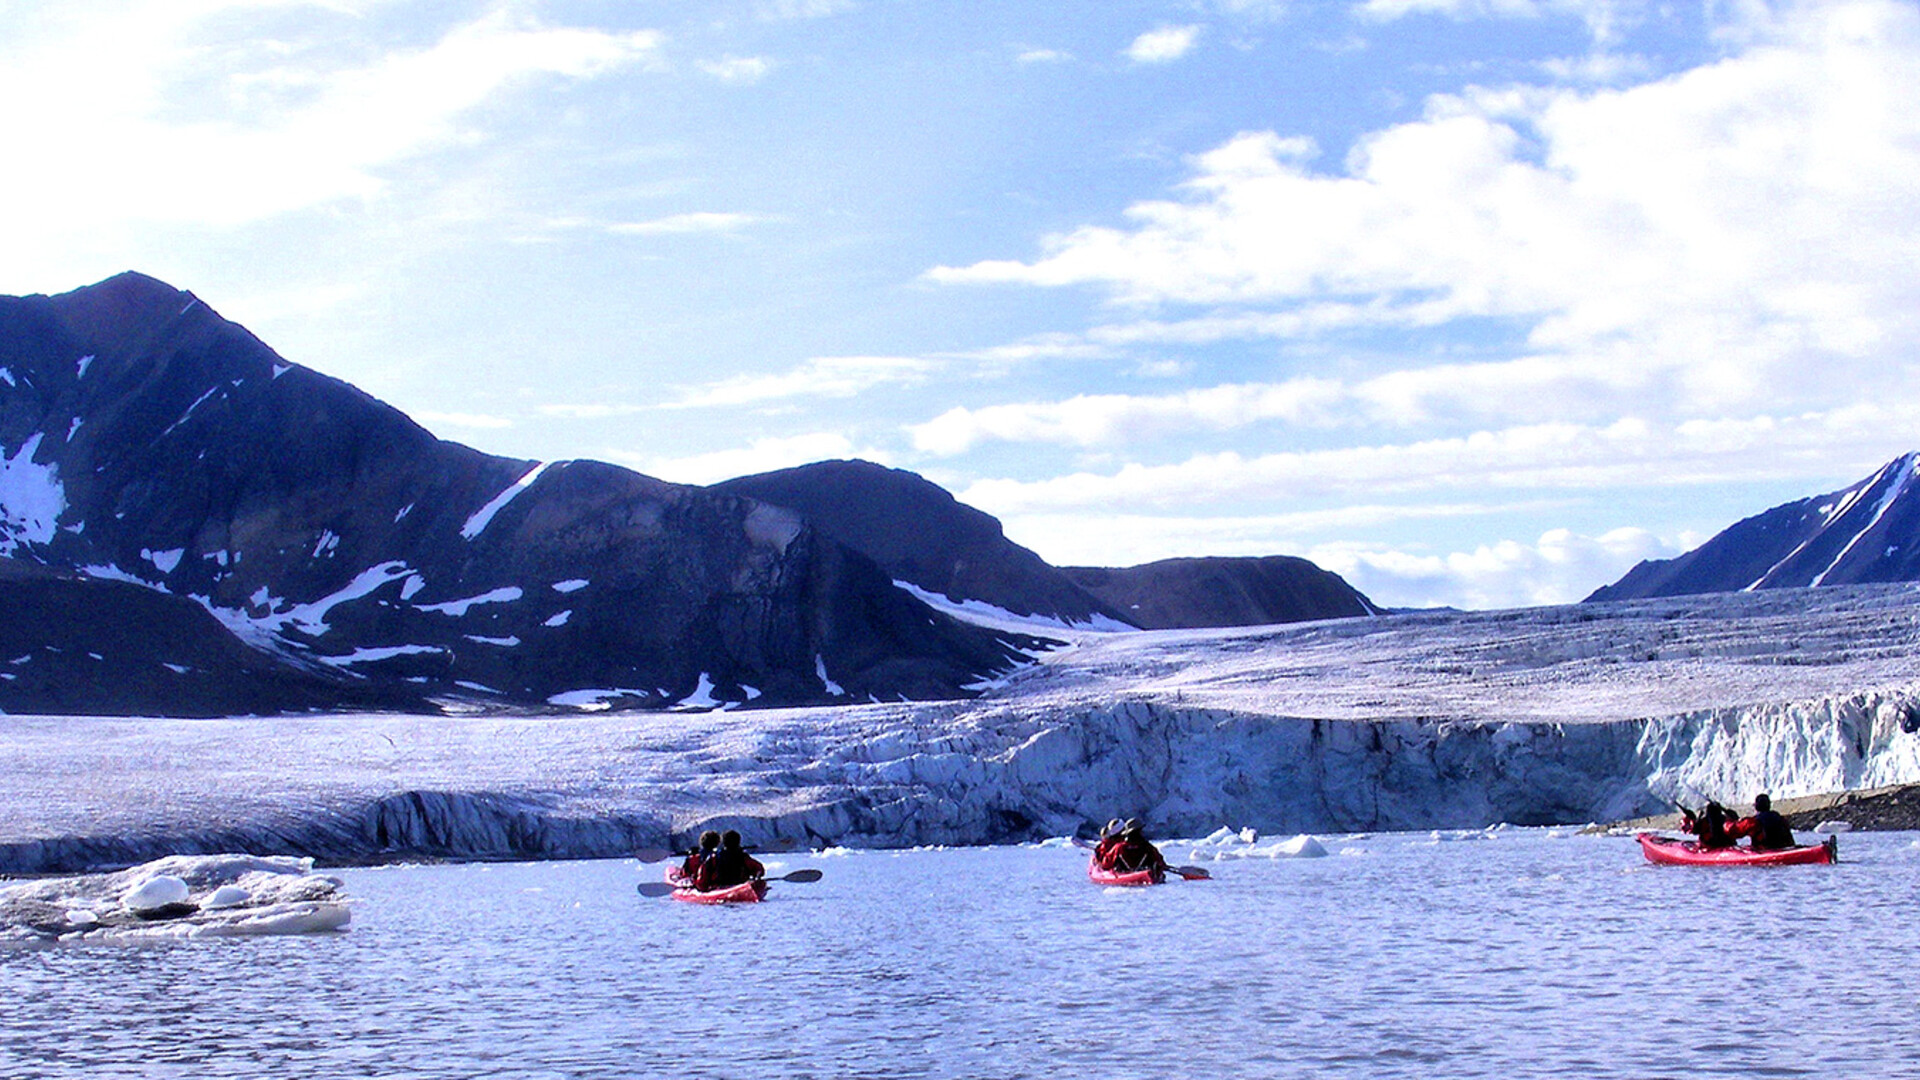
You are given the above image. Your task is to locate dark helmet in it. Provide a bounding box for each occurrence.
[1754,793,1772,812]
[1123,818,1144,836]
[698,830,721,850]
[721,829,743,849]
[1103,818,1123,838]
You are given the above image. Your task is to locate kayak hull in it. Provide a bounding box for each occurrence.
[1637,832,1836,867]
[666,869,768,903]
[1088,856,1161,886]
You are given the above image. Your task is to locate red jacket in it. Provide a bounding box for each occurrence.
[1728,811,1797,851]
[679,851,710,883]
[1108,836,1167,875]
[1093,836,1123,869]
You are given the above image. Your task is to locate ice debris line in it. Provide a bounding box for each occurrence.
[0,855,349,942]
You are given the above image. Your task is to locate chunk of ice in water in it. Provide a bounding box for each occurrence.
[204,885,251,909]
[125,875,189,911]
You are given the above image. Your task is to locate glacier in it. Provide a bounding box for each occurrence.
[3,584,1919,874]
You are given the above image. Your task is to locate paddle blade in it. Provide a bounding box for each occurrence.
[632,848,676,864]
[636,881,678,898]
[778,868,824,883]
[1169,865,1212,880]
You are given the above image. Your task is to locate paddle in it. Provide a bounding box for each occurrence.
[1069,835,1211,880]
[636,868,824,898]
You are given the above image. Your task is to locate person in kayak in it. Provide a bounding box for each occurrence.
[1728,794,1798,851]
[1680,801,1737,849]
[680,830,720,884]
[1104,819,1169,882]
[701,830,765,889]
[1093,819,1125,867]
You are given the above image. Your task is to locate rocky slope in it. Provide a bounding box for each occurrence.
[0,273,1043,715]
[713,459,1378,630]
[1062,555,1379,629]
[712,459,1132,627]
[1589,453,1920,601]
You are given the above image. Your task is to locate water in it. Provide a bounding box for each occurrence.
[4,830,1917,1079]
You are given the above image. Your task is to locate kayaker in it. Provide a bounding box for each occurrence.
[681,830,720,884]
[702,829,765,889]
[1681,801,1737,849]
[1093,819,1124,867]
[1728,793,1798,851]
[1106,819,1168,882]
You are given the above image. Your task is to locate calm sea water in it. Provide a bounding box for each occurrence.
[3,830,1917,1079]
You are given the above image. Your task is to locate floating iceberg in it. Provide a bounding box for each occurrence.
[0,854,350,943]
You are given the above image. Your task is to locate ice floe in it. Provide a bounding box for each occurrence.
[0,854,349,942]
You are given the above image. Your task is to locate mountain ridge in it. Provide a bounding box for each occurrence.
[1588,453,1920,602]
[0,272,1045,715]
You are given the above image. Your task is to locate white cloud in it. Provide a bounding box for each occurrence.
[1125,25,1203,64]
[955,403,1920,514]
[757,0,856,19]
[666,355,936,409]
[539,402,649,420]
[608,212,763,235]
[1310,527,1677,609]
[0,3,665,288]
[996,507,1673,609]
[612,432,885,485]
[1356,0,1643,44]
[699,55,772,83]
[932,2,1920,425]
[414,410,515,430]
[909,379,1344,455]
[1017,48,1073,64]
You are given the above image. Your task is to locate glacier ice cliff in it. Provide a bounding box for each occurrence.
[4,585,1920,873]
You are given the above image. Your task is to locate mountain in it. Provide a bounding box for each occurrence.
[1061,556,1380,630]
[1588,453,1920,602]
[0,272,1044,715]
[711,459,1132,627]
[712,459,1378,630]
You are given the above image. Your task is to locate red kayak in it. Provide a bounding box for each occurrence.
[666,868,768,903]
[1087,855,1161,886]
[1637,832,1837,867]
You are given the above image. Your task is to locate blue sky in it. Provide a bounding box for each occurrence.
[4,0,1918,609]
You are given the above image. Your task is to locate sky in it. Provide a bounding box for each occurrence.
[4,0,1919,611]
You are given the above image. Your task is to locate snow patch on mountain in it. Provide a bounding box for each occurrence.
[461,462,550,540]
[317,644,445,668]
[0,434,65,556]
[816,654,845,696]
[416,587,522,616]
[142,548,184,574]
[894,580,1135,635]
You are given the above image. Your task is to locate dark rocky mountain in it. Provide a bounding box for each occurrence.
[1061,555,1380,630]
[712,459,1133,627]
[0,272,1044,716]
[1588,453,1920,602]
[0,560,426,717]
[712,459,1379,631]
